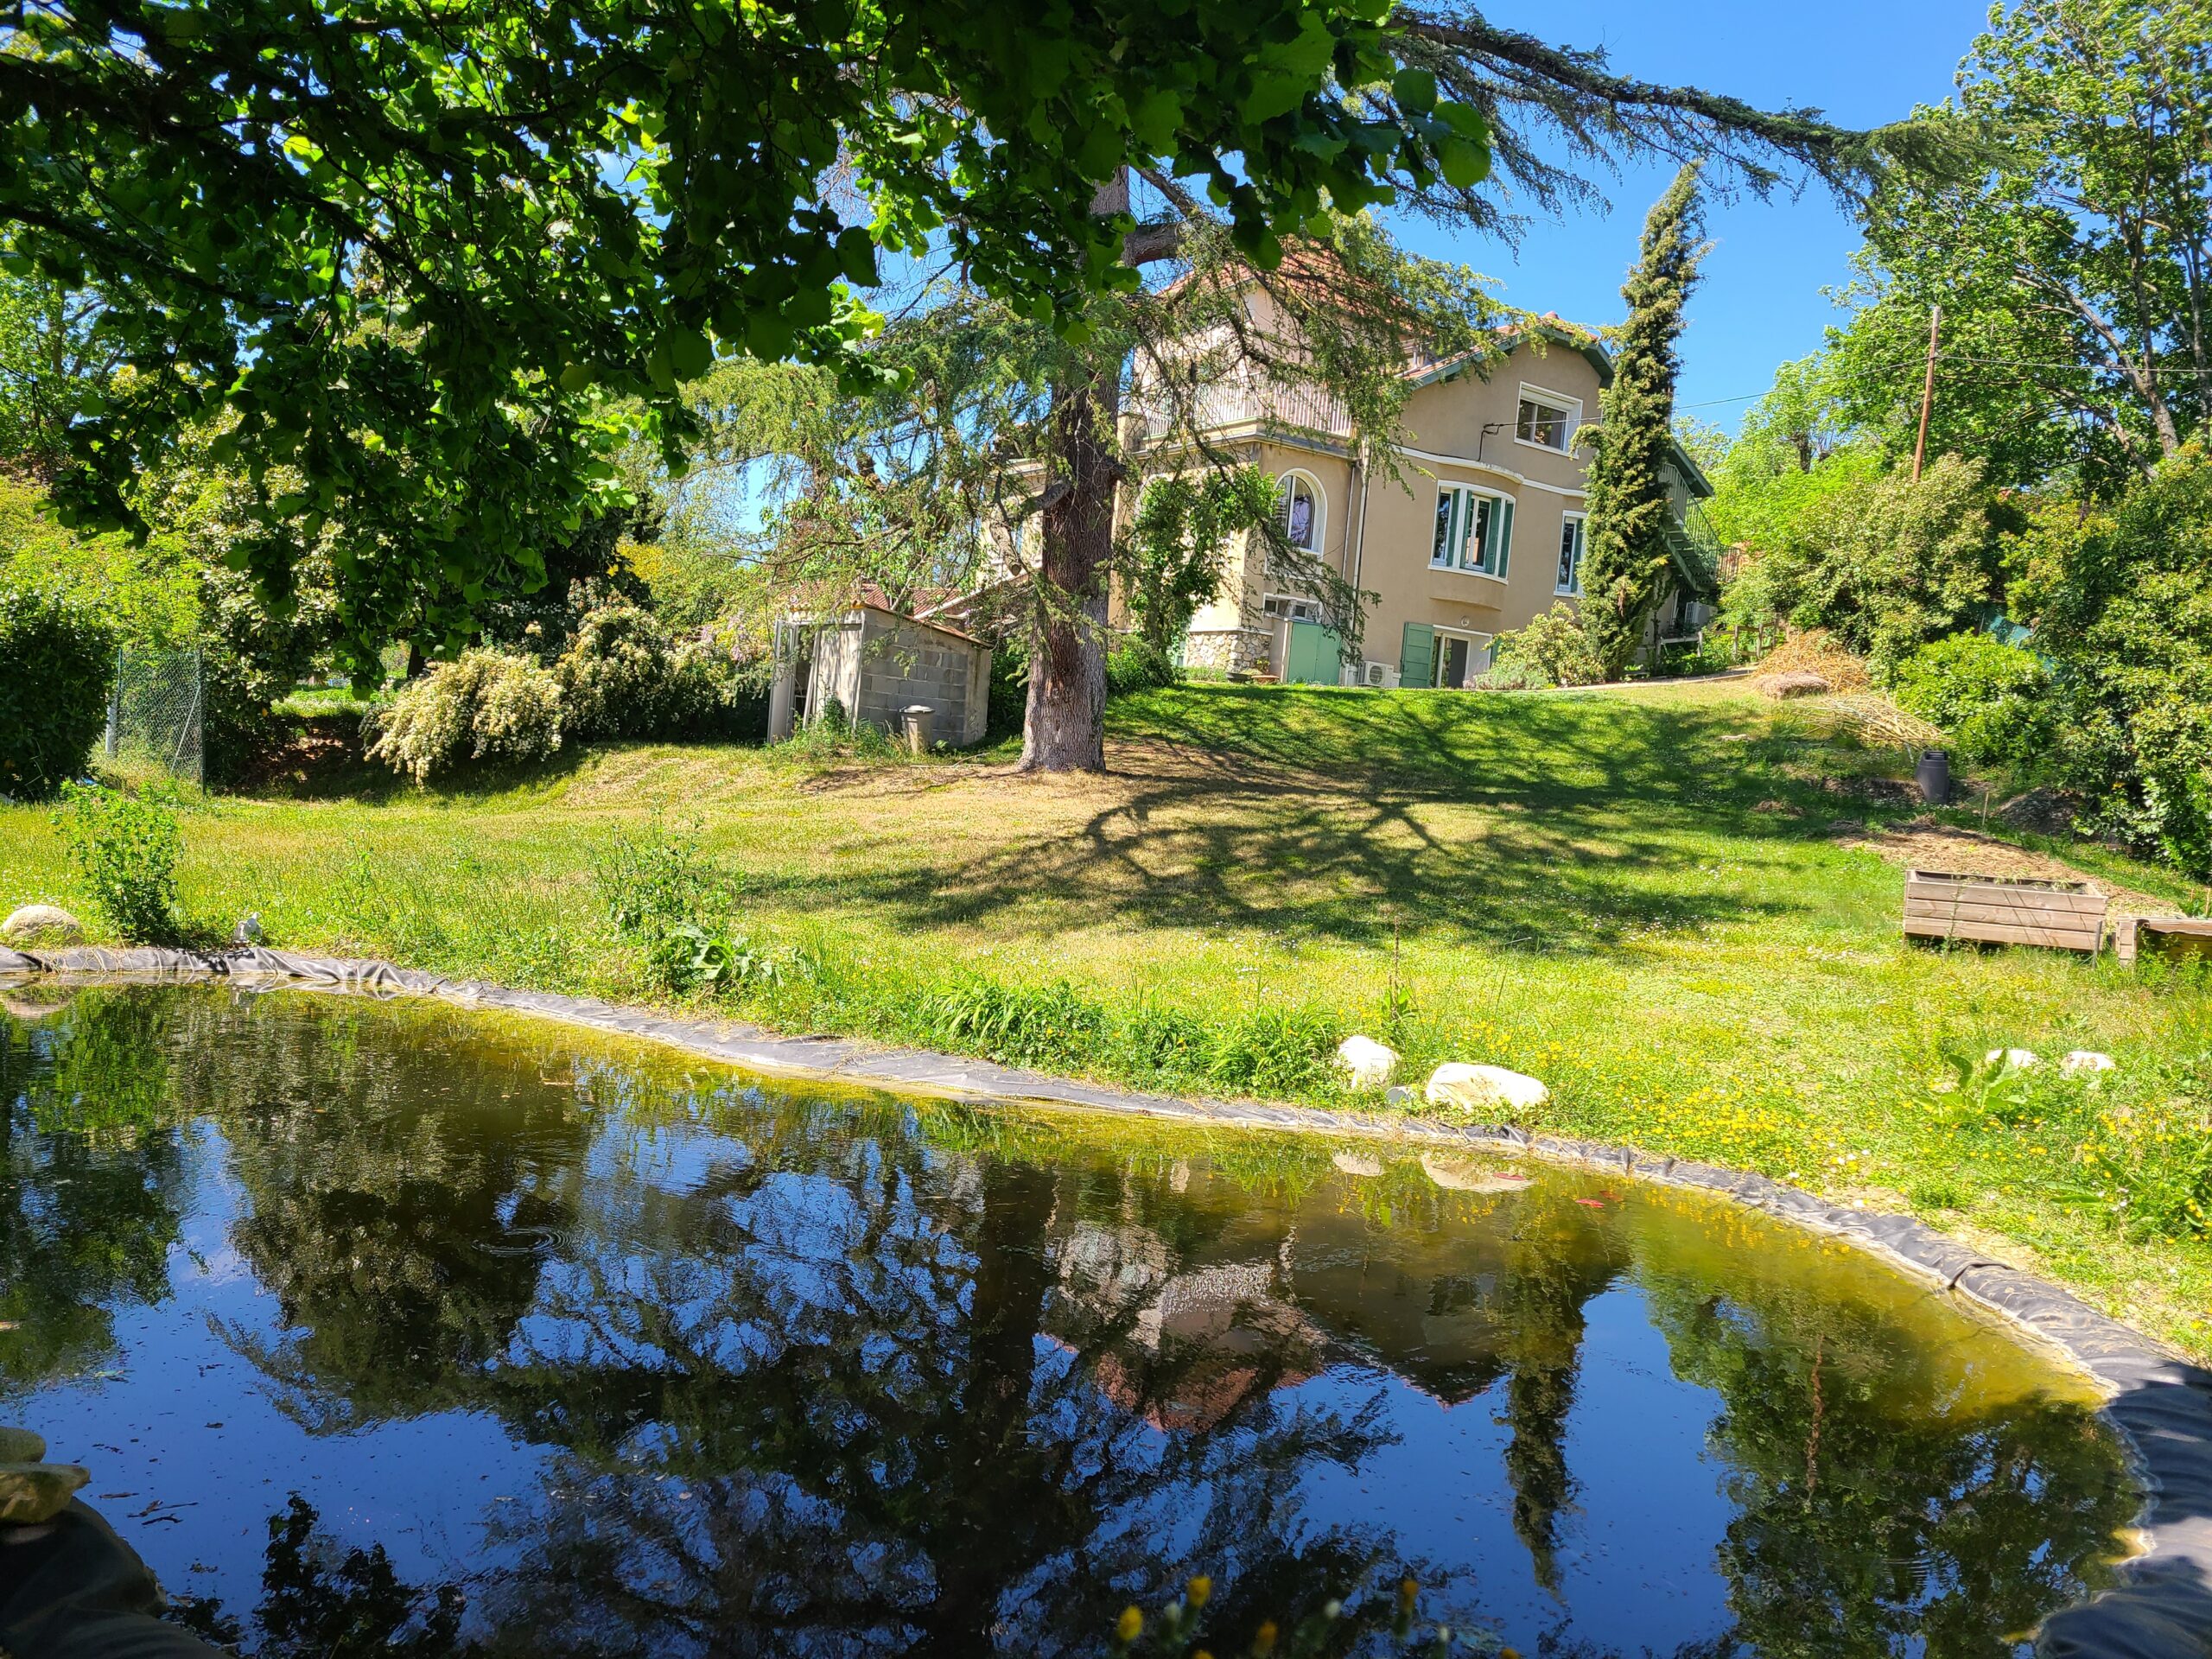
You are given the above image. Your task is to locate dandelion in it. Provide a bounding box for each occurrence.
[1186,1576,1212,1611]
[1116,1606,1143,1645]
[1254,1620,1279,1656]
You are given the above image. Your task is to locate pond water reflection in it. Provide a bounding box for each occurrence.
[0,985,2135,1656]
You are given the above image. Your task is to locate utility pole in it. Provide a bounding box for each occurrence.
[1911,303,1941,483]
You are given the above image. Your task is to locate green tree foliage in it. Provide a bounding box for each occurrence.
[2017,446,2212,874]
[0,262,122,483]
[2,0,1445,672]
[1723,454,2001,675]
[1577,164,1707,679]
[1119,469,1281,662]
[0,583,113,800]
[1828,0,2212,491]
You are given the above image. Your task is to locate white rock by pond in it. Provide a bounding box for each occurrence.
[1421,1154,1535,1194]
[2061,1049,2116,1074]
[1,904,82,944]
[1335,1034,1398,1090]
[1986,1047,2041,1071]
[1424,1062,1550,1115]
[1332,1150,1384,1179]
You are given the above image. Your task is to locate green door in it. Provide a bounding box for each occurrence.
[1284,620,1343,684]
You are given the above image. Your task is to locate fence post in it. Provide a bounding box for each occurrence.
[105,645,124,759]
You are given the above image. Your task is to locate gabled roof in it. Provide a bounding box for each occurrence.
[1406,315,1613,392]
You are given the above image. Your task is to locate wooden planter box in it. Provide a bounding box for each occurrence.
[1903,870,2108,955]
[2114,915,2212,965]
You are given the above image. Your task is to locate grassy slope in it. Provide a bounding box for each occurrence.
[8,678,2211,1357]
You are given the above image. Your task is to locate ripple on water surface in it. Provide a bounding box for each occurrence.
[0,984,2137,1656]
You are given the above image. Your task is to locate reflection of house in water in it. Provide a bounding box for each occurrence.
[1048,1221,1325,1431]
[1042,1176,1626,1590]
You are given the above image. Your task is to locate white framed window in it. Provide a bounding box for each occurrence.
[1516,386,1580,453]
[1261,592,1320,622]
[1429,483,1516,578]
[1555,512,1586,594]
[1279,470,1324,553]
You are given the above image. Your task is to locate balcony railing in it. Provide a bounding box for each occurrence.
[1136,379,1352,442]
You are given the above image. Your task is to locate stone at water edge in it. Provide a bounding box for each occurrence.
[1332,1150,1384,1179]
[2061,1050,2115,1075]
[1986,1047,2041,1071]
[1420,1154,1535,1195]
[1,904,82,945]
[1424,1062,1550,1115]
[0,1428,45,1463]
[1335,1034,1398,1090]
[0,1460,89,1524]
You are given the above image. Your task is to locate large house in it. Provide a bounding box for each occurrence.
[1130,304,1719,687]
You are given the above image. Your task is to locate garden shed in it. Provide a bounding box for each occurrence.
[766,601,993,748]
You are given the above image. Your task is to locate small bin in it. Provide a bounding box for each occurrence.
[900,704,933,755]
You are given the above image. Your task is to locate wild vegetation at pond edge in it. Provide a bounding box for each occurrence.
[5,678,2211,1361]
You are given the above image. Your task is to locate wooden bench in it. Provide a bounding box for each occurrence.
[1903,870,2108,955]
[2113,915,2212,965]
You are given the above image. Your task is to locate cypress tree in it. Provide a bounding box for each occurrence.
[1579,163,1707,678]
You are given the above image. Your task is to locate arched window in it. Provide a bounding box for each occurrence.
[1279,471,1324,554]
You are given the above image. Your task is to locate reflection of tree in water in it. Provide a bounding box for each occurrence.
[194,1001,595,1427]
[27,988,2121,1658]
[470,1154,1426,1657]
[1641,1273,2134,1656]
[1491,1198,1630,1595]
[0,988,192,1395]
[170,1493,477,1658]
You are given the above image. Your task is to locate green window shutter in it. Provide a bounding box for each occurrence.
[1400,622,1434,688]
[1486,498,1522,579]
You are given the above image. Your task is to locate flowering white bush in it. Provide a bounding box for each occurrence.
[556,601,735,740]
[365,648,563,781]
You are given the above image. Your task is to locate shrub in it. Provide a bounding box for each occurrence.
[556,601,759,742]
[1469,658,1550,691]
[364,649,563,781]
[1106,636,1179,696]
[1719,454,2001,674]
[51,781,181,941]
[2014,448,2212,874]
[556,602,679,740]
[1889,633,2052,766]
[1491,603,1604,688]
[0,586,116,801]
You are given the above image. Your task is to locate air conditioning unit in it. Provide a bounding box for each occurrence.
[1362,661,1395,689]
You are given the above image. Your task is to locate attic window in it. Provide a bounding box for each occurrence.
[1516,389,1577,452]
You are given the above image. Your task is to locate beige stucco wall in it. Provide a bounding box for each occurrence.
[1176,340,1609,681]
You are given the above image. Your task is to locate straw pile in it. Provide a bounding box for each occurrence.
[1749,629,1872,698]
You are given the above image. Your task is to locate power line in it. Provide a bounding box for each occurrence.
[1679,349,2212,413]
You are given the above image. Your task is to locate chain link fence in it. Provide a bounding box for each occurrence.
[103,645,204,787]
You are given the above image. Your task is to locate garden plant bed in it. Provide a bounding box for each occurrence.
[1903,868,2110,954]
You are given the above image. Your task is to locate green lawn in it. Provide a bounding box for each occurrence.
[9,678,2212,1358]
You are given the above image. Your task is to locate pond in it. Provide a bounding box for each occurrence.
[1,983,2137,1656]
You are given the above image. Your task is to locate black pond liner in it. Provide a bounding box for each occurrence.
[7,944,2211,1659]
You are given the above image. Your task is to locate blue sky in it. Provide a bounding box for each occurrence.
[1390,0,1992,430]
